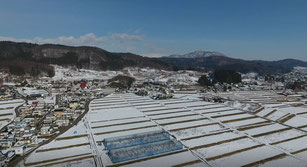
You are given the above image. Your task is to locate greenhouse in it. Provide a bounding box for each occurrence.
[103,130,183,163]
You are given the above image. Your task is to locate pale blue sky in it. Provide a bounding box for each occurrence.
[0,0,307,61]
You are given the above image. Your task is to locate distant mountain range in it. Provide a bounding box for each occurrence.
[159,51,307,74]
[0,41,170,77]
[169,51,225,58]
[0,41,306,77]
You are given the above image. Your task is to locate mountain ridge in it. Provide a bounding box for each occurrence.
[158,51,307,74]
[1,41,307,76]
[0,41,172,77]
[169,51,225,58]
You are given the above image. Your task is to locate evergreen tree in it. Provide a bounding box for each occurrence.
[198,75,212,86]
[213,70,241,84]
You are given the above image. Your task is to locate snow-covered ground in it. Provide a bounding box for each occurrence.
[52,65,123,81]
[21,93,307,167]
[51,65,204,86]
[0,65,199,85]
[20,121,95,167]
[0,99,24,129]
[257,105,307,129]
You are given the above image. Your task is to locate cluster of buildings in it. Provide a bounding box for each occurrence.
[0,77,112,166]
[241,68,307,91]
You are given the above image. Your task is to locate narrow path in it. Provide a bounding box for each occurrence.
[84,115,104,167]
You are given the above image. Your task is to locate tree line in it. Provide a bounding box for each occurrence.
[198,70,241,86]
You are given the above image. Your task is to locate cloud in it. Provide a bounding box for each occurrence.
[110,33,144,42]
[32,33,108,46]
[0,33,143,47]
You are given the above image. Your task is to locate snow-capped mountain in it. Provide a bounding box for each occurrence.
[159,51,307,74]
[169,51,225,58]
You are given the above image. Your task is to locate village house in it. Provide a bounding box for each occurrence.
[17,134,37,146]
[40,126,53,136]
[10,146,26,155]
[0,138,16,148]
[55,119,69,127]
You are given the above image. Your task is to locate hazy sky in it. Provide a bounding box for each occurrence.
[1,0,307,61]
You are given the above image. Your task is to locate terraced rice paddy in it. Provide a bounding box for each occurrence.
[0,99,24,129]
[254,104,307,132]
[22,93,307,167]
[23,123,95,167]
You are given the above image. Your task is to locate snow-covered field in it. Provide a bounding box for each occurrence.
[0,99,24,129]
[21,121,95,167]
[21,93,307,167]
[52,65,123,81]
[51,65,204,86]
[257,104,307,130]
